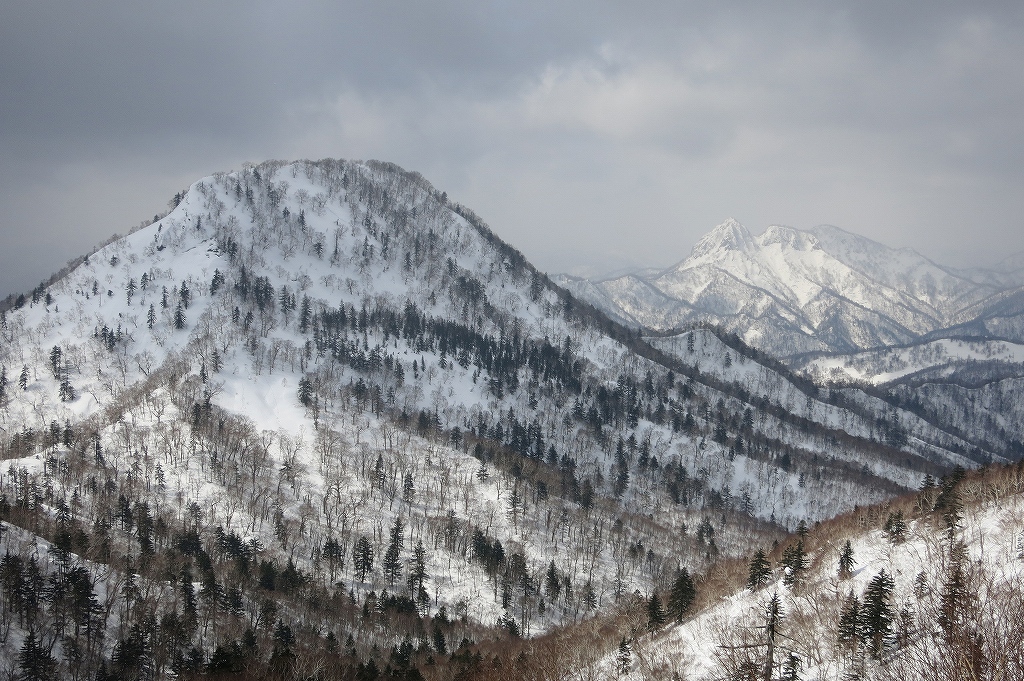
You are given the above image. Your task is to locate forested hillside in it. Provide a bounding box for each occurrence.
[590,461,1024,681]
[0,159,1004,679]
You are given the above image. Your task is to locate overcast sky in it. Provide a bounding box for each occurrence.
[2,1,1023,296]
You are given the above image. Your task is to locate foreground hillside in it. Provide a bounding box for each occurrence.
[525,462,1024,681]
[0,159,997,679]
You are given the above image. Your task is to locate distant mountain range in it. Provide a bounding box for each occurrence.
[556,219,1024,358]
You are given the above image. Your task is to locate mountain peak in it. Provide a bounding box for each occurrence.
[688,218,755,259]
[758,224,820,251]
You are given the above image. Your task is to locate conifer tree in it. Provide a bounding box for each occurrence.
[353,536,374,582]
[884,510,907,544]
[667,567,697,622]
[59,374,76,402]
[616,638,632,674]
[860,570,896,660]
[544,561,561,602]
[781,540,807,587]
[747,548,772,590]
[760,592,785,681]
[782,653,801,681]
[49,345,62,379]
[402,472,415,503]
[383,517,405,586]
[838,540,855,579]
[17,628,56,681]
[297,377,314,407]
[837,590,861,648]
[407,540,429,610]
[647,592,666,631]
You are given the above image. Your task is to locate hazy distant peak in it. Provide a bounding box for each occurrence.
[806,224,903,260]
[689,218,755,259]
[758,224,820,251]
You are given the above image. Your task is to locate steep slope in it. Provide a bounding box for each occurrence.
[0,160,989,678]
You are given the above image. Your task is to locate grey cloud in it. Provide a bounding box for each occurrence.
[1,1,1022,296]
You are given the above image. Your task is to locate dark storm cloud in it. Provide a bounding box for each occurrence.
[2,1,1023,295]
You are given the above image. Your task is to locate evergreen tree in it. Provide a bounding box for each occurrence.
[884,510,908,544]
[147,304,156,329]
[17,628,56,681]
[937,539,981,674]
[174,302,186,330]
[299,295,312,333]
[747,548,772,590]
[402,472,415,503]
[837,590,861,648]
[209,269,225,295]
[781,540,807,587]
[616,638,632,674]
[544,561,561,602]
[407,540,429,611]
[58,375,76,402]
[49,346,62,379]
[297,377,314,407]
[860,570,896,660]
[383,517,405,586]
[353,536,374,582]
[759,592,785,681]
[838,540,855,579]
[647,592,666,631]
[430,618,448,655]
[667,567,697,622]
[782,653,801,681]
[179,281,191,309]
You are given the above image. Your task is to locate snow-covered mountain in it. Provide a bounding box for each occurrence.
[557,219,1024,357]
[0,161,1010,677]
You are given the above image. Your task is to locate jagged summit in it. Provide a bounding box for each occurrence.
[687,218,756,260]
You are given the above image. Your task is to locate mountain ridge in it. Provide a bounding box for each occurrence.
[557,219,1023,357]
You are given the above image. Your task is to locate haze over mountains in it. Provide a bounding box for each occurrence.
[0,159,1021,679]
[556,219,1024,358]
